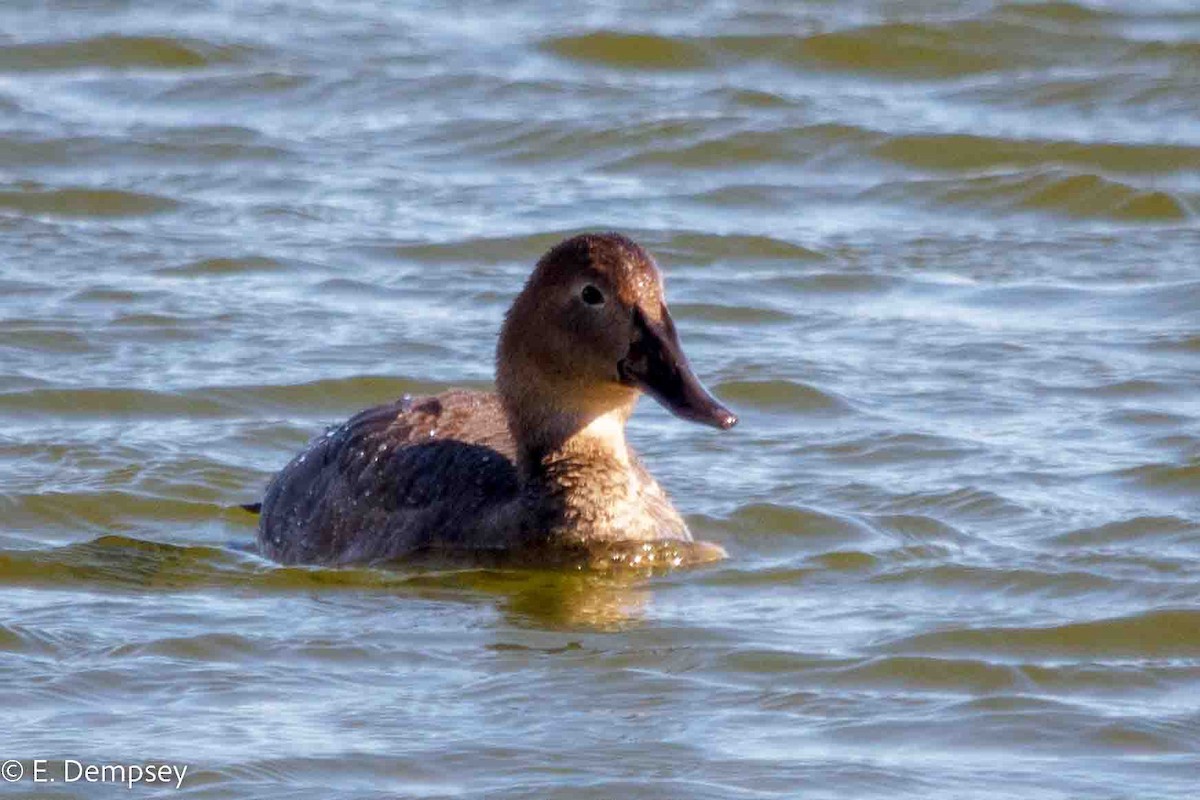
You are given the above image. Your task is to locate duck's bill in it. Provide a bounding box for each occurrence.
[618,308,737,430]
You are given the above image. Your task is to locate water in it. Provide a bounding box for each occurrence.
[1,0,1198,797]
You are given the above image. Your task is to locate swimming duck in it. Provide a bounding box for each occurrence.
[255,233,736,565]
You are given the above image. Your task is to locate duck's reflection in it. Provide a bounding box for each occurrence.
[467,539,726,630]
[502,570,651,630]
[23,533,722,632]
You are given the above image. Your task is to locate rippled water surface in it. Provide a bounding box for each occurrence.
[2,1,1199,798]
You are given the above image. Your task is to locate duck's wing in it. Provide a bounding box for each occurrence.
[257,390,521,564]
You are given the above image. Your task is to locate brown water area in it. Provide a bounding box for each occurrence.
[1,1,1198,798]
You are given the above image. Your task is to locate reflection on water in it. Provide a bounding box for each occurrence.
[0,533,666,629]
[475,570,653,631]
[2,0,1199,797]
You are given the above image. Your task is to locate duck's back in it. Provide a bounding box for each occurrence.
[258,390,521,564]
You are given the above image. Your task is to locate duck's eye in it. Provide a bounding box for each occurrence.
[581,285,605,306]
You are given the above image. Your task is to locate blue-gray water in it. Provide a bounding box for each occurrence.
[1,1,1199,798]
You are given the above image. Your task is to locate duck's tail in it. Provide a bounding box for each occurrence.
[238,502,262,514]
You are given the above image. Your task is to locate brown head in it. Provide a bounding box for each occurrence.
[496,233,736,454]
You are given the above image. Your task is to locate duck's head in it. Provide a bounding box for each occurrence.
[497,233,736,448]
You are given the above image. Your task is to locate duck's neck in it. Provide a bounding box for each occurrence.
[515,407,647,543]
[518,406,631,481]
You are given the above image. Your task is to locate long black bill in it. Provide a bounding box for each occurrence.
[618,307,737,430]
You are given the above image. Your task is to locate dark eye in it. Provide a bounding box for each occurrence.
[581,285,605,306]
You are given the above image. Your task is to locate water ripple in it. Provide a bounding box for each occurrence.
[2,0,1198,797]
[0,186,180,217]
[0,35,257,72]
[883,609,1200,659]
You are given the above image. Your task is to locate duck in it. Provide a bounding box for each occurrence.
[253,232,736,565]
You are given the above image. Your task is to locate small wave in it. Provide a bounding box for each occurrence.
[808,550,879,572]
[705,22,1113,78]
[0,536,241,590]
[105,632,265,662]
[4,491,240,535]
[1119,281,1200,322]
[1102,409,1194,430]
[386,230,585,265]
[1,327,92,354]
[1116,460,1200,494]
[691,183,806,209]
[996,1,1111,24]
[715,379,852,414]
[764,272,901,294]
[201,376,468,414]
[103,630,394,666]
[0,130,289,170]
[155,70,313,102]
[388,229,822,269]
[873,486,1025,521]
[868,170,1192,222]
[822,433,981,467]
[543,23,1095,79]
[928,696,1200,755]
[883,608,1200,658]
[541,32,711,70]
[723,88,794,108]
[718,502,876,550]
[0,537,701,635]
[612,123,873,170]
[1145,333,1200,354]
[0,187,179,217]
[1049,515,1198,548]
[0,536,560,594]
[0,376,463,419]
[947,69,1199,117]
[1125,39,1200,69]
[155,256,286,277]
[0,35,255,72]
[1087,718,1200,755]
[791,23,1007,77]
[715,646,832,675]
[693,564,821,587]
[0,621,94,657]
[0,278,52,297]
[871,563,1125,596]
[70,287,168,304]
[495,117,718,166]
[545,20,1133,80]
[867,513,968,544]
[828,655,1024,693]
[1018,173,1190,221]
[672,303,794,325]
[0,387,228,418]
[651,231,826,263]
[956,282,1100,313]
[874,133,1200,175]
[1054,378,1182,399]
[0,624,23,654]
[0,536,426,592]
